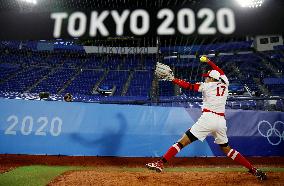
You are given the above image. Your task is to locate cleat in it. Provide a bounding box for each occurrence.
[145,160,164,172]
[249,168,267,181]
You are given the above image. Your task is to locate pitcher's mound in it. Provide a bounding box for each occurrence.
[49,170,283,186]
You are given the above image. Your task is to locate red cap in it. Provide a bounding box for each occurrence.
[201,70,221,80]
[202,70,211,77]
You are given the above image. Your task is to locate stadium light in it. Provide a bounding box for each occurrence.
[20,0,37,5]
[236,0,264,8]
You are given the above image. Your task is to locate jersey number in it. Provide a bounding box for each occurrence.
[216,86,226,96]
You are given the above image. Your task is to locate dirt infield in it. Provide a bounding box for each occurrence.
[49,170,284,186]
[1,155,284,185]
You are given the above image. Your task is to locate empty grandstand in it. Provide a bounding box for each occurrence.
[0,36,283,111]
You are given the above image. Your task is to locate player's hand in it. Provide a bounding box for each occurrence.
[155,62,174,81]
[200,55,209,63]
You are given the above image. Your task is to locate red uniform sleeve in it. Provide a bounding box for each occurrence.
[207,60,225,75]
[172,78,200,92]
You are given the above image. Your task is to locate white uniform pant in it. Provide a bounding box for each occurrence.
[190,112,228,144]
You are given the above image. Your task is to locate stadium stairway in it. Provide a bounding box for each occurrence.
[99,70,130,96]
[30,68,76,94]
[57,68,84,95]
[121,70,134,96]
[0,65,28,84]
[125,70,154,97]
[57,60,89,94]
[25,66,60,93]
[92,69,110,94]
[62,69,105,96]
[252,77,270,96]
[1,67,51,93]
[257,52,281,78]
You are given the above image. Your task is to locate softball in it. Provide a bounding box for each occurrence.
[200,56,208,62]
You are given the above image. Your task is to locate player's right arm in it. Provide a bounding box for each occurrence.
[200,56,229,85]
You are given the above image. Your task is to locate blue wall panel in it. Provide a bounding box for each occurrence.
[0,98,283,157]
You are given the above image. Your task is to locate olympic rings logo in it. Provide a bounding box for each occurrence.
[258,120,284,146]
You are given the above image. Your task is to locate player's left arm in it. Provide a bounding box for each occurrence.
[154,62,201,92]
[172,78,201,92]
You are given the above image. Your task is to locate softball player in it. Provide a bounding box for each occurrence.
[146,56,267,181]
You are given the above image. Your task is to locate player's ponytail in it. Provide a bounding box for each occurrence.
[220,78,226,84]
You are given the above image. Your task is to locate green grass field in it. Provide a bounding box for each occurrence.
[0,166,83,186]
[0,166,283,186]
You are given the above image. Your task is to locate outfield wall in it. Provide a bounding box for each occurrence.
[0,98,283,157]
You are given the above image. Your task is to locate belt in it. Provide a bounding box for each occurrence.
[202,108,225,117]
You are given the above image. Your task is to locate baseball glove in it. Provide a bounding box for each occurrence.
[155,62,174,81]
